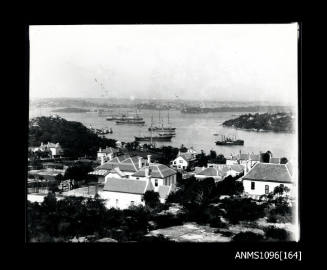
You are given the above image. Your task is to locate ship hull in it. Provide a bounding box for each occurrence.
[135,136,173,142]
[148,127,176,131]
[215,140,244,146]
[116,121,145,125]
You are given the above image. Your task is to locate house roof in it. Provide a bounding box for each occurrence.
[179,153,195,162]
[103,178,152,194]
[196,167,220,177]
[194,166,205,174]
[158,185,171,200]
[132,164,177,178]
[230,164,244,172]
[243,163,293,183]
[88,169,110,176]
[197,164,244,178]
[97,155,140,172]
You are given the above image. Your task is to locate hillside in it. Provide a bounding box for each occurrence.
[222,112,294,132]
[29,116,117,158]
[51,107,90,113]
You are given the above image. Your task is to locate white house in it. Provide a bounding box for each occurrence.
[99,178,154,209]
[32,142,64,158]
[97,147,119,163]
[130,163,177,192]
[170,153,196,170]
[242,162,294,199]
[89,155,145,183]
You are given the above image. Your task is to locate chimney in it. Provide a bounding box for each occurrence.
[99,147,102,152]
[100,156,105,165]
[138,157,142,169]
[145,166,151,178]
[147,155,151,165]
[108,153,113,161]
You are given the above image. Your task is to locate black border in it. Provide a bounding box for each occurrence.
[19,15,305,265]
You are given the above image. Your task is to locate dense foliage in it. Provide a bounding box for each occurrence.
[29,116,117,158]
[143,190,161,209]
[166,176,245,225]
[232,231,264,242]
[196,150,226,167]
[27,194,152,242]
[223,112,294,132]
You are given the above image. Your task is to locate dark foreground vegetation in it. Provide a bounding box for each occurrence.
[27,174,294,242]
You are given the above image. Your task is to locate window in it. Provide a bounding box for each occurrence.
[265,185,269,194]
[116,199,119,206]
[130,201,135,206]
[179,160,183,163]
[155,179,158,187]
[251,182,255,190]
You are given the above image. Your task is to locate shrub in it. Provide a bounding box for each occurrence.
[143,190,161,209]
[264,226,292,241]
[140,234,172,242]
[232,231,264,242]
[222,197,266,224]
[152,213,184,229]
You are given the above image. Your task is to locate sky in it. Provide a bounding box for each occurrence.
[29,24,298,105]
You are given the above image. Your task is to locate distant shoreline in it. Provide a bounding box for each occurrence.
[222,112,295,133]
[51,108,90,113]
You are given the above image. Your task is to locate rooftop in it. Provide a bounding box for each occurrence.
[132,163,177,178]
[243,163,293,183]
[178,153,196,162]
[103,178,153,194]
[97,155,142,172]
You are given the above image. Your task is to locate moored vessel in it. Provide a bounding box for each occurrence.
[215,134,244,146]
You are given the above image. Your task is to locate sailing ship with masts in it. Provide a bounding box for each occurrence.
[148,110,176,133]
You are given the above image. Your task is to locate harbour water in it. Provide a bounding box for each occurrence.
[29,106,298,160]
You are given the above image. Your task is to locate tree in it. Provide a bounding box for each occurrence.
[232,231,264,241]
[264,226,292,241]
[143,190,161,209]
[280,157,288,164]
[209,150,217,160]
[29,116,117,158]
[261,151,272,163]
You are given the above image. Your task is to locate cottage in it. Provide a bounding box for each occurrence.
[97,147,119,163]
[170,153,196,170]
[89,155,145,183]
[31,142,64,158]
[99,178,154,209]
[242,162,294,199]
[130,163,177,192]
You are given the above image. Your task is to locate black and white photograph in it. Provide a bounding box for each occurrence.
[27,24,300,244]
